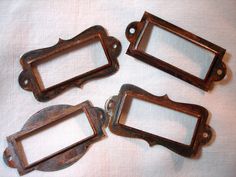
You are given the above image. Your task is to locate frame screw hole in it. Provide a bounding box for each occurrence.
[129,28,136,34]
[24,79,29,85]
[113,43,117,49]
[7,155,12,161]
[203,132,208,138]
[99,112,103,119]
[108,101,114,110]
[217,69,223,76]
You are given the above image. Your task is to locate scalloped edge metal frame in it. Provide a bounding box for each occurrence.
[3,101,106,176]
[106,84,212,157]
[126,12,226,91]
[19,25,121,101]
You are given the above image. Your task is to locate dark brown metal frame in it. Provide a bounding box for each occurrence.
[106,84,212,157]
[3,101,106,176]
[19,25,121,101]
[126,12,226,91]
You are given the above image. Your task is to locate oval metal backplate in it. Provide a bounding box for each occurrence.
[3,101,106,176]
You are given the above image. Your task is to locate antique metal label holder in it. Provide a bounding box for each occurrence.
[106,84,212,157]
[4,101,106,175]
[126,12,226,90]
[18,25,121,101]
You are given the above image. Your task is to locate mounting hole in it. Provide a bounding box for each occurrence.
[99,112,103,119]
[24,79,29,85]
[113,43,117,49]
[129,28,136,34]
[108,101,114,110]
[7,155,12,161]
[203,132,209,138]
[217,69,223,76]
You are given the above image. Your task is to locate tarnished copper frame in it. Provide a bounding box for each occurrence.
[19,25,121,101]
[126,12,226,91]
[106,84,212,157]
[3,101,106,176]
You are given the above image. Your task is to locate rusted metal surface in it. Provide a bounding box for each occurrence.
[106,84,213,157]
[3,101,106,176]
[19,25,121,101]
[125,12,226,91]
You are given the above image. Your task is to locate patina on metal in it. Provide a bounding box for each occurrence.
[19,25,121,101]
[125,12,226,91]
[106,84,213,157]
[3,101,106,176]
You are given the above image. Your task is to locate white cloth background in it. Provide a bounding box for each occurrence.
[0,0,236,177]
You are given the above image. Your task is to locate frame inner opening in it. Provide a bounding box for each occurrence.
[35,38,108,89]
[19,111,94,165]
[119,95,198,145]
[136,22,215,79]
